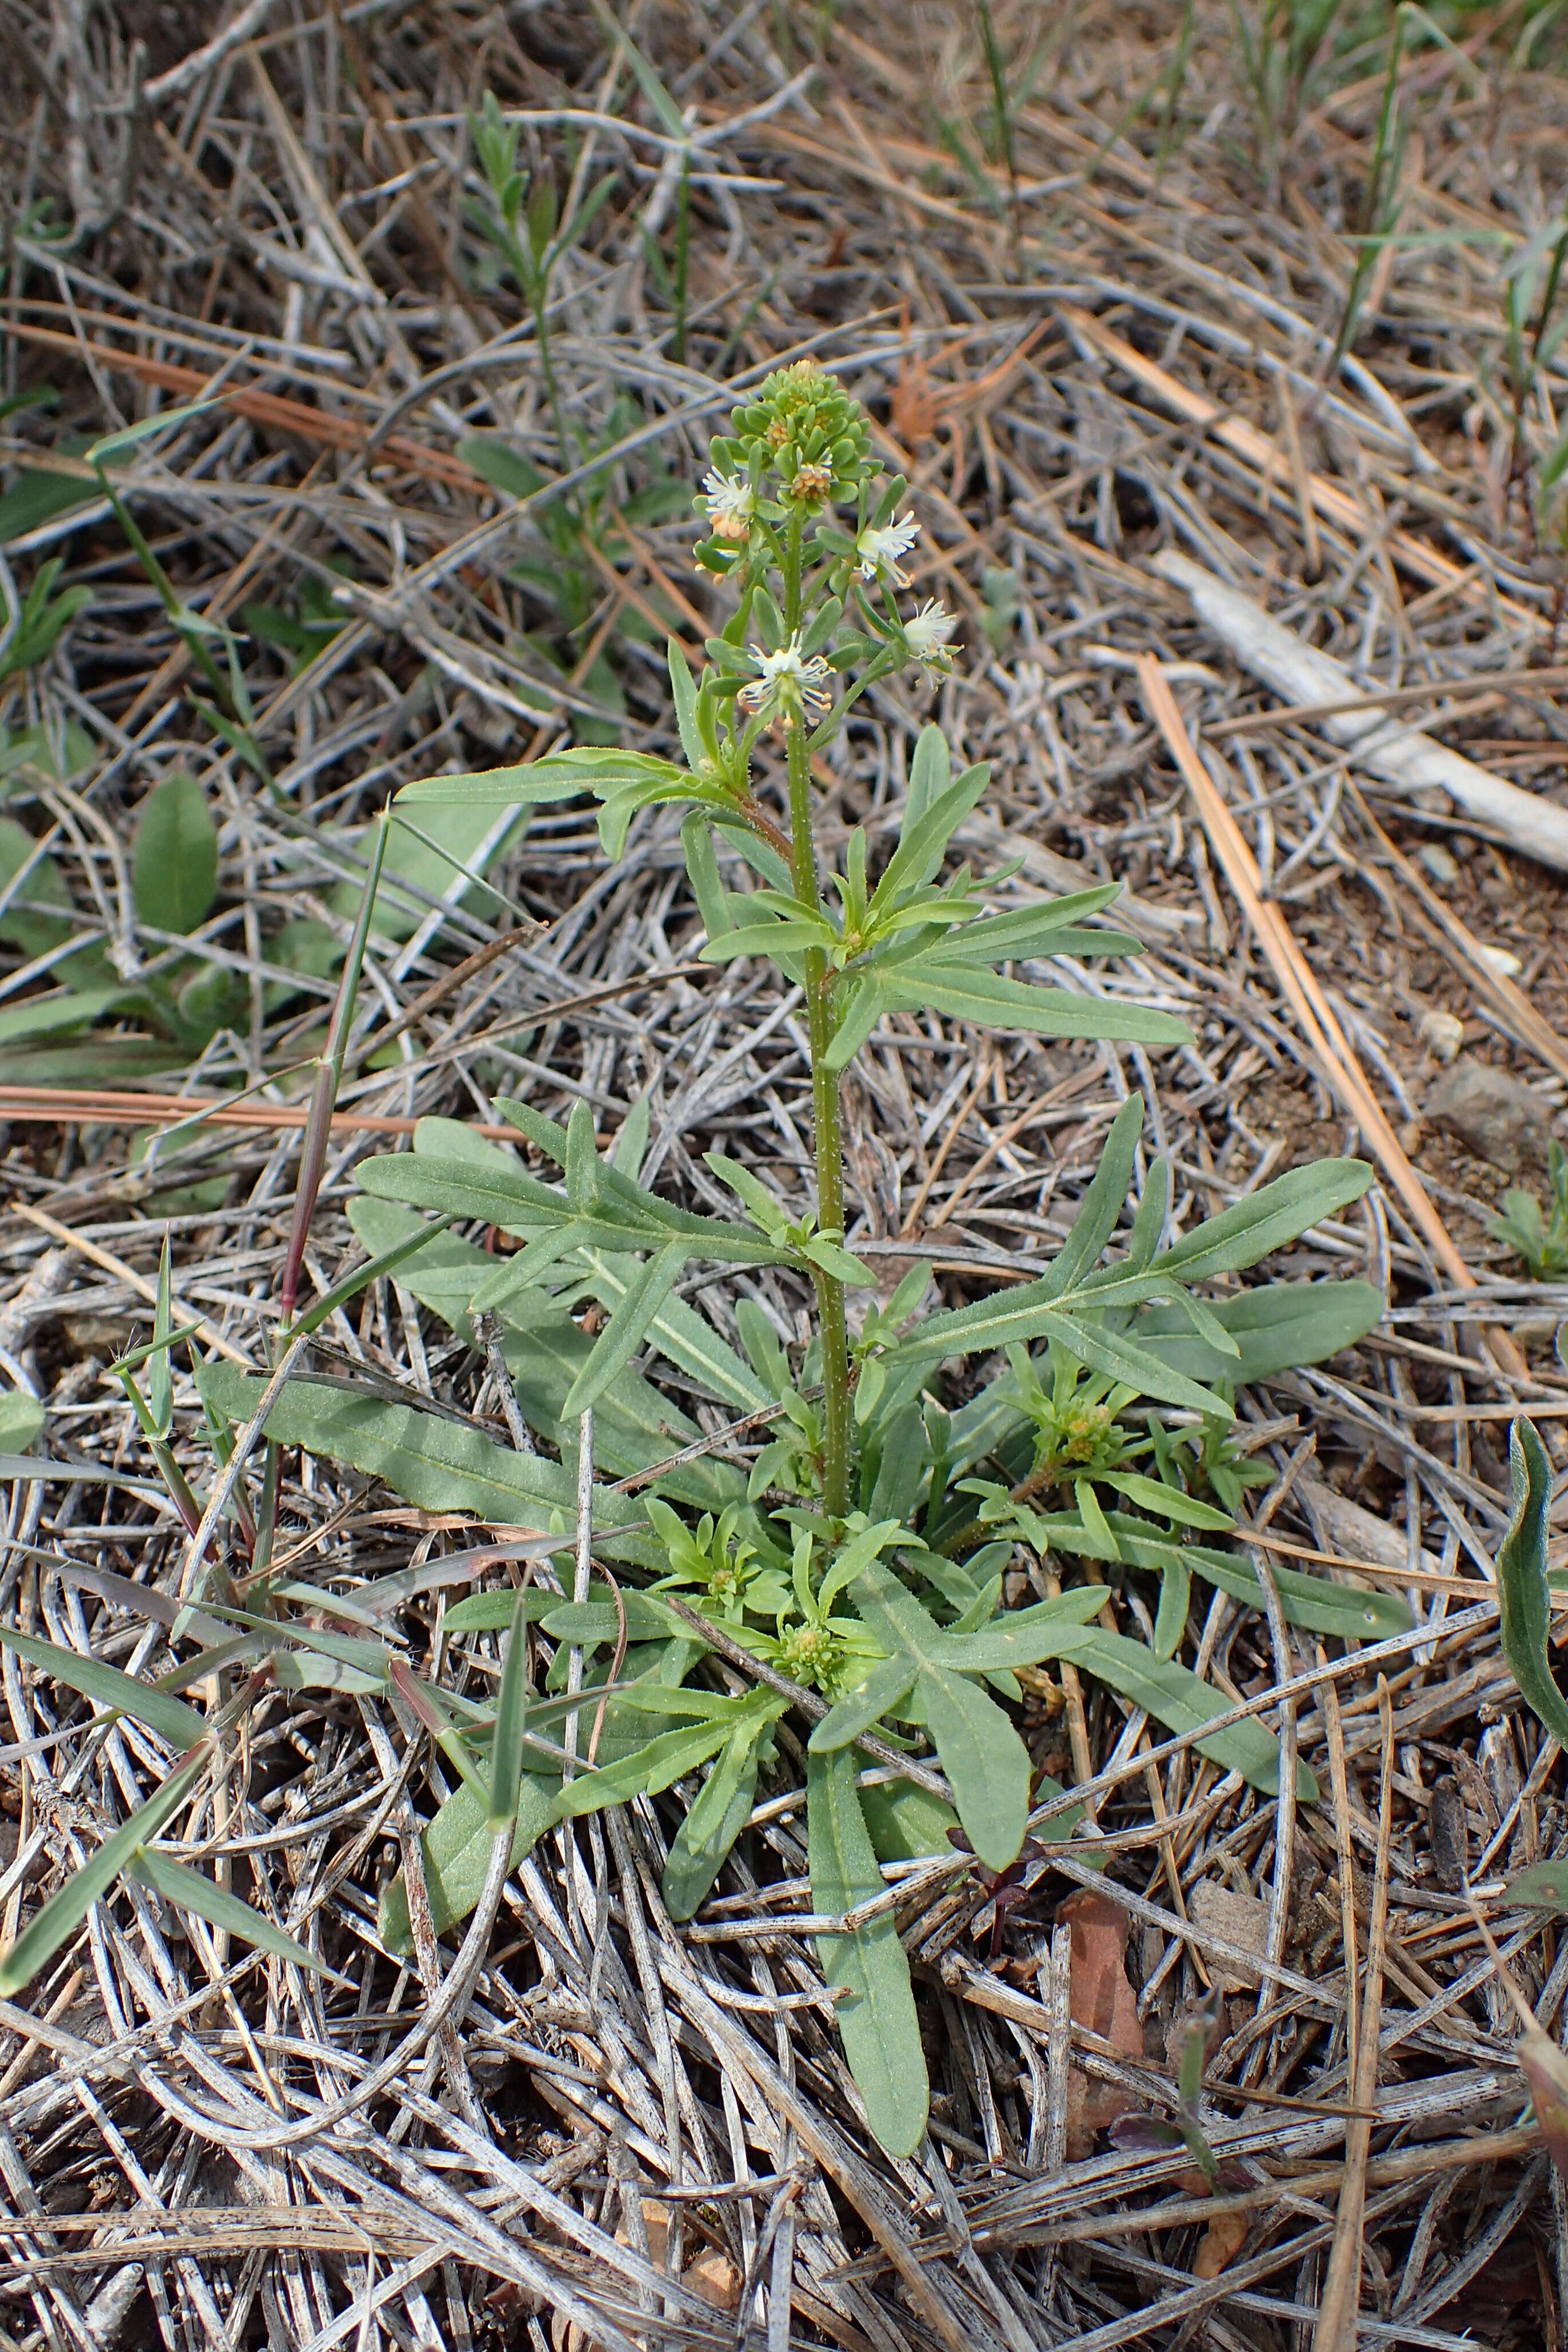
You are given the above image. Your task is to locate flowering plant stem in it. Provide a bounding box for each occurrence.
[781,519,852,1514]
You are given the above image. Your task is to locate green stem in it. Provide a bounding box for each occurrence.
[782,514,852,1517]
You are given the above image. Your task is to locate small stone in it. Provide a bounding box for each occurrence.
[1418,1008,1464,1063]
[1188,1880,1269,1993]
[1425,1056,1551,1171]
[1418,843,1460,885]
[1477,943,1523,979]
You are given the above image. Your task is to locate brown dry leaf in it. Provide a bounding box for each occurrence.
[891,346,940,449]
[1060,1887,1144,2159]
[1193,2209,1249,2280]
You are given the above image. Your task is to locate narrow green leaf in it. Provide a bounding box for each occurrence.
[550,1709,747,1821]
[562,1241,685,1416]
[0,1744,210,1998]
[1155,1160,1374,1280]
[489,1594,531,1830]
[148,1232,174,1441]
[883,966,1191,1047]
[1153,1558,1190,1659]
[284,1215,456,1341]
[1498,1417,1568,1746]
[0,1624,206,1749]
[0,983,131,1046]
[130,1847,327,1974]
[397,748,684,806]
[1050,1623,1315,1798]
[85,401,219,465]
[662,1719,763,1922]
[1101,1471,1234,1531]
[808,1749,928,2159]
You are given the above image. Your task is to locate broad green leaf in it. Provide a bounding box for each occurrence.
[859,1777,960,1861]
[0,1393,43,1451]
[902,1291,1226,1418]
[397,748,685,807]
[444,1589,571,1636]
[195,1362,650,1557]
[0,1624,206,1749]
[1498,1418,1568,1747]
[1506,1859,1568,1912]
[133,772,218,935]
[915,1659,1029,1871]
[846,1559,1042,1869]
[1156,1161,1374,1280]
[378,1771,557,1953]
[130,1848,326,1974]
[1128,1280,1384,1386]
[0,465,103,545]
[662,1716,768,1921]
[0,818,74,958]
[458,434,546,500]
[1050,1623,1315,1798]
[563,1241,684,1415]
[0,1744,209,1998]
[808,1749,928,2159]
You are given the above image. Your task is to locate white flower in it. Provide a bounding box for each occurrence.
[737,635,833,731]
[903,598,958,670]
[700,468,755,542]
[854,512,920,585]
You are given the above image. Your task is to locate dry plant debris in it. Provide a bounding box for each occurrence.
[4,5,1568,2348]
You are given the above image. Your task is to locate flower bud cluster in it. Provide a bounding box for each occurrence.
[719,358,875,511]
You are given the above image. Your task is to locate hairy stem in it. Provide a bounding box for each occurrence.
[782,515,852,1516]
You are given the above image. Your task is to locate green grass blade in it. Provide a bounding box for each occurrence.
[130,1847,327,1974]
[0,1624,206,1749]
[0,1744,209,1998]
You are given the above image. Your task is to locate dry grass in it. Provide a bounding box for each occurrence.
[4,3,1568,2346]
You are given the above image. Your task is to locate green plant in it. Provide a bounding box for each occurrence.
[0,358,1400,2164]
[0,556,92,679]
[1109,1988,1230,2188]
[1491,1141,1568,1279]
